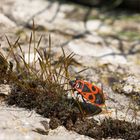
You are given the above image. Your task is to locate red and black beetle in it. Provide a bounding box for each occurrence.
[58,72,106,115]
[69,79,105,107]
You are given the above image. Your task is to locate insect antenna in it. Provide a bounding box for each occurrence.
[75,67,89,74]
[56,67,89,82]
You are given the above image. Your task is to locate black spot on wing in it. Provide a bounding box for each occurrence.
[82,84,91,92]
[92,85,96,91]
[88,95,94,100]
[94,93,105,104]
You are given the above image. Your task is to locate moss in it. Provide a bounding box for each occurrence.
[118,30,140,40]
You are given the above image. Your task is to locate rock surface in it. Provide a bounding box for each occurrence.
[0,104,93,140]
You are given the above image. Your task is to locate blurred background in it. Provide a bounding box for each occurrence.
[1,0,140,83]
[0,0,140,94]
[62,0,140,9]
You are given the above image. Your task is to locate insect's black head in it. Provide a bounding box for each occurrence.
[69,80,76,87]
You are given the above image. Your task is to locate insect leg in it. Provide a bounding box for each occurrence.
[82,96,87,103]
[80,96,102,116]
[74,92,85,118]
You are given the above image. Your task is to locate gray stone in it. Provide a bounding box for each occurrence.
[39,19,85,35]
[67,38,127,65]
[68,39,112,57]
[0,84,11,96]
[0,13,16,31]
[122,75,140,94]
[0,104,48,140]
[2,0,50,24]
[0,104,93,140]
[86,20,112,34]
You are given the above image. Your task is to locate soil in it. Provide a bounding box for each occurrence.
[6,83,140,140]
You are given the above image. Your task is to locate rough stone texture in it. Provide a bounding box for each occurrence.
[86,20,112,34]
[0,13,16,30]
[0,104,93,140]
[1,0,50,25]
[0,104,48,140]
[0,84,11,96]
[122,76,140,94]
[68,39,113,57]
